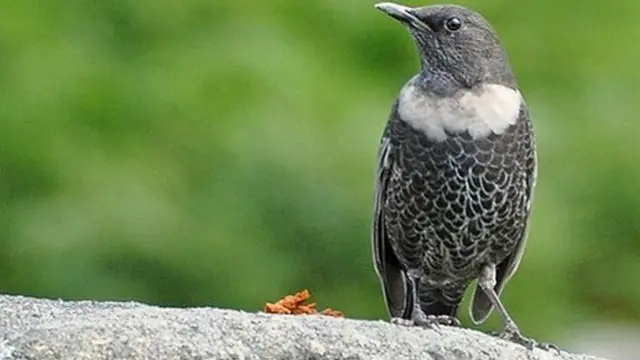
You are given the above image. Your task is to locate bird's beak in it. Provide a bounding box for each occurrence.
[374,2,432,32]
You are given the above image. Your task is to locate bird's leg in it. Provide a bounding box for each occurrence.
[477,265,558,351]
[478,264,532,348]
[391,269,461,330]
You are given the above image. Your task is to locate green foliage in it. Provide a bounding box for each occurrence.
[0,0,638,345]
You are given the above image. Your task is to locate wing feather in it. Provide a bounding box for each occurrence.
[372,134,410,319]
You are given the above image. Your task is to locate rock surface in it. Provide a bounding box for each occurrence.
[0,295,607,360]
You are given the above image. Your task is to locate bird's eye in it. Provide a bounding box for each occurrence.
[444,17,462,31]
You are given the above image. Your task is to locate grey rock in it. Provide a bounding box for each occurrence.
[0,295,606,360]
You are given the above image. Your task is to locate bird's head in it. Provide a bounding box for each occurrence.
[375,2,516,93]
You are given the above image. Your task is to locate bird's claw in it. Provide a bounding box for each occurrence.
[534,341,560,352]
[423,314,461,327]
[499,330,536,350]
[495,326,559,352]
[391,316,440,333]
[391,314,460,334]
[391,317,415,327]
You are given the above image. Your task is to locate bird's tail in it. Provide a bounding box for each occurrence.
[470,253,521,324]
[469,284,494,324]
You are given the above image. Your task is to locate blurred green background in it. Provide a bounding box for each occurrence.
[0,0,638,352]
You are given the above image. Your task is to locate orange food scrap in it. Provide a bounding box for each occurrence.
[320,308,344,317]
[264,289,344,317]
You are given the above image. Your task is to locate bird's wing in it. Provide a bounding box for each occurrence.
[470,106,537,324]
[499,112,538,289]
[372,131,410,319]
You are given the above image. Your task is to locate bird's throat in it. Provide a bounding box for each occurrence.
[397,79,522,142]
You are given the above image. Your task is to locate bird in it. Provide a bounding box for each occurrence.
[371,2,545,349]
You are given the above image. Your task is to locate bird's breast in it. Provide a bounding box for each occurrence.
[397,81,522,142]
[384,118,532,276]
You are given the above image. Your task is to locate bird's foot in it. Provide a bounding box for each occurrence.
[497,324,559,352]
[391,314,460,333]
[536,341,561,352]
[498,328,535,350]
[391,317,415,327]
[422,314,461,327]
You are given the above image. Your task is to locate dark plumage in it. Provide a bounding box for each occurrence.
[372,2,545,348]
